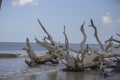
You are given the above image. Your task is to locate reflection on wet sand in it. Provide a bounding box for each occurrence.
[3,69,120,80]
[47,70,57,80]
[44,70,99,80]
[26,75,36,80]
[0,58,120,80]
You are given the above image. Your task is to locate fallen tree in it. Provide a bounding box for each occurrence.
[23,38,58,67]
[24,19,120,74]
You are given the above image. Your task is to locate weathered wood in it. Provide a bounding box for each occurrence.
[62,25,78,70]
[62,22,100,71]
[24,38,58,67]
[103,53,120,58]
[36,19,67,60]
[24,19,120,74]
[89,19,104,51]
[116,33,120,37]
[63,25,69,54]
[79,22,87,66]
[80,22,86,51]
[105,35,120,52]
[37,19,55,44]
[24,38,37,60]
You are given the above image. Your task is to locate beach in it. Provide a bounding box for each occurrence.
[0,57,120,80]
[0,43,120,80]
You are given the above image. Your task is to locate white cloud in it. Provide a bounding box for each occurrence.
[12,0,38,6]
[101,12,112,24]
[102,15,112,24]
[101,12,120,27]
[19,0,34,5]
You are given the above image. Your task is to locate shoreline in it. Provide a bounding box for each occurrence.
[0,53,43,58]
[0,53,28,58]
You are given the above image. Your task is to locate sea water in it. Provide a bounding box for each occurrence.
[0,42,120,80]
[0,42,46,54]
[0,42,116,54]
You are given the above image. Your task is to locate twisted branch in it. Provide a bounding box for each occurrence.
[80,22,86,51]
[63,25,69,54]
[105,36,120,43]
[37,19,54,44]
[89,19,104,51]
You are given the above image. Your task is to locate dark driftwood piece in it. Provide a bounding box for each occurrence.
[0,0,2,9]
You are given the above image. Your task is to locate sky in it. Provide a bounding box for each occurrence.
[0,0,120,44]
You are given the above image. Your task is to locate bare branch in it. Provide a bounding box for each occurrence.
[105,36,120,52]
[24,38,37,60]
[109,38,120,43]
[116,33,120,37]
[69,47,79,53]
[80,22,86,51]
[89,19,104,51]
[105,36,113,52]
[103,53,120,58]
[35,37,54,51]
[105,36,120,43]
[63,25,69,54]
[37,19,54,44]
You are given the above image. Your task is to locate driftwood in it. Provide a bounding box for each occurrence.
[62,20,120,72]
[36,19,66,59]
[62,22,100,71]
[24,19,67,67]
[24,19,120,74]
[24,38,58,67]
[89,19,104,51]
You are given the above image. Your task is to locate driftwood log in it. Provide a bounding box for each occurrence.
[62,21,100,71]
[24,38,58,67]
[24,19,120,73]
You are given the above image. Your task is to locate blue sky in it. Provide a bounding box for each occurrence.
[0,0,120,43]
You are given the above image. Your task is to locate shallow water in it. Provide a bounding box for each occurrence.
[0,43,119,54]
[0,58,120,80]
[0,43,120,80]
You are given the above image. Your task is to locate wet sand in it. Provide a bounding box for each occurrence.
[0,55,120,80]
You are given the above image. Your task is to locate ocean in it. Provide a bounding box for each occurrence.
[0,42,119,54]
[0,42,120,80]
[0,42,46,54]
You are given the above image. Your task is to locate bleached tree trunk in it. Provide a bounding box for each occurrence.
[24,19,120,73]
[24,38,58,67]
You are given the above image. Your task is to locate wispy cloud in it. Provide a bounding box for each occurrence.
[12,0,38,6]
[101,12,120,27]
[101,12,112,24]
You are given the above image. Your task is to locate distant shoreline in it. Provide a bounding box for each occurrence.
[0,53,43,58]
[0,53,27,58]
